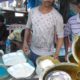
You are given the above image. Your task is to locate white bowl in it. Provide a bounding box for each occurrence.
[2,50,27,66]
[7,63,35,79]
[0,64,9,79]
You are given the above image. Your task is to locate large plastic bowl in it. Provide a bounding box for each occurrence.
[0,64,9,79]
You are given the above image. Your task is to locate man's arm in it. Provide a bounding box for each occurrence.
[64,22,71,60]
[55,38,63,58]
[54,14,64,59]
[64,36,69,54]
[22,11,32,52]
[23,29,31,51]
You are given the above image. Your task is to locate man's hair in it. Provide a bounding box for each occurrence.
[74,0,80,5]
[0,15,4,22]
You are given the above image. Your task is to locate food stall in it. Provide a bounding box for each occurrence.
[0,0,79,80]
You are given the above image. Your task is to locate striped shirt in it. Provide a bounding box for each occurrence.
[64,13,80,38]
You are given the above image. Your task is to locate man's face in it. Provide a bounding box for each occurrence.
[42,0,55,7]
[77,4,80,13]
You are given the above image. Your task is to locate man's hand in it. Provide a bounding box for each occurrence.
[22,43,29,53]
[53,53,59,60]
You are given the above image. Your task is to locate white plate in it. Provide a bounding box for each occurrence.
[2,50,27,66]
[7,63,35,79]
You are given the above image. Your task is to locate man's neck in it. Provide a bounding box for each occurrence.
[39,5,53,14]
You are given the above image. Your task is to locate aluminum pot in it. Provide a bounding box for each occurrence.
[42,63,80,80]
[42,36,80,80]
[67,53,77,63]
[36,56,60,78]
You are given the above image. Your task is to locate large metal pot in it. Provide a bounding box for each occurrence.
[42,36,80,80]
[72,36,80,64]
[42,63,80,80]
[36,56,60,78]
[67,53,77,63]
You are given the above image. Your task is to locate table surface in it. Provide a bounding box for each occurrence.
[0,54,65,80]
[0,56,39,80]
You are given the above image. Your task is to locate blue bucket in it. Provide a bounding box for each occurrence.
[0,64,9,79]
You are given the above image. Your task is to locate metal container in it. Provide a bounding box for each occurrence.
[42,63,80,80]
[36,56,60,78]
[42,36,80,80]
[67,53,77,63]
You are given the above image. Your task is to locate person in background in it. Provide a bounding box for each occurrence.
[8,29,31,51]
[0,15,9,51]
[23,0,64,66]
[64,1,80,60]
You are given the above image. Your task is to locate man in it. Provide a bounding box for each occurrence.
[64,1,80,60]
[8,29,31,51]
[8,29,24,51]
[23,0,64,65]
[0,15,9,51]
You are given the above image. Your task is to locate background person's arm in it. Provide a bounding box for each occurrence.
[8,32,15,40]
[64,21,72,60]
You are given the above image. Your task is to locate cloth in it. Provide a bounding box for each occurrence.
[8,29,23,42]
[29,50,39,66]
[26,6,64,55]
